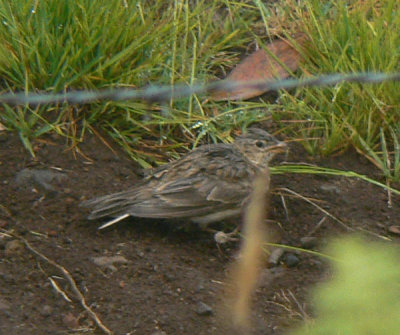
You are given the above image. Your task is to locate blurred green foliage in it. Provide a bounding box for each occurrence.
[293,237,400,335]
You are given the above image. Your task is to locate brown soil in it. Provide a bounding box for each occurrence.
[1,131,399,335]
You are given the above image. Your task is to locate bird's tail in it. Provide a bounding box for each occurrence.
[80,189,140,220]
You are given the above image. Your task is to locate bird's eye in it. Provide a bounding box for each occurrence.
[255,140,264,148]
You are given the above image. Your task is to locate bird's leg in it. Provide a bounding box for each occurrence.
[204,226,240,244]
[197,220,241,244]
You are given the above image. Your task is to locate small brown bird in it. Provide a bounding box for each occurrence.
[82,128,286,230]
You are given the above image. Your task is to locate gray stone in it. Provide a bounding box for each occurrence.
[15,168,67,192]
[283,253,300,267]
[196,302,213,316]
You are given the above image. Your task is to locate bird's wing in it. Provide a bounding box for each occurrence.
[125,146,258,218]
[122,175,252,219]
[159,175,250,205]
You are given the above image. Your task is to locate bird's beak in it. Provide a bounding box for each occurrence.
[268,141,287,154]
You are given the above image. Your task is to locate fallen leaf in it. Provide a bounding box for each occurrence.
[213,34,307,101]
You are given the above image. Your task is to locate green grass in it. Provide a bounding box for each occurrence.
[272,164,400,199]
[266,0,400,179]
[0,0,400,181]
[0,0,272,164]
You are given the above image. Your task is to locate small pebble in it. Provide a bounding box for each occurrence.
[320,184,341,194]
[283,253,300,267]
[267,248,285,267]
[196,302,213,316]
[91,255,129,268]
[300,236,318,249]
[40,305,53,317]
[388,225,400,235]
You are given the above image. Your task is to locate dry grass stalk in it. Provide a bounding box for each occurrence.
[223,170,270,334]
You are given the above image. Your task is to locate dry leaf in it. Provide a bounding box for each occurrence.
[213,34,306,101]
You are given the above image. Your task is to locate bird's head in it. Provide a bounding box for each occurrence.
[234,127,287,169]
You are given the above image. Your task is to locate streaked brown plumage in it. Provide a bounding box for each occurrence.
[81,128,286,229]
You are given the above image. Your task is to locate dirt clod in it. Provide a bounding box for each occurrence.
[62,312,80,329]
[39,305,53,317]
[4,240,25,256]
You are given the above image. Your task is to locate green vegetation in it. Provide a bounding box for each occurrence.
[0,0,269,163]
[0,0,399,180]
[293,237,400,335]
[269,0,400,179]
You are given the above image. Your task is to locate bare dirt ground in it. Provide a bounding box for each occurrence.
[1,130,400,335]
